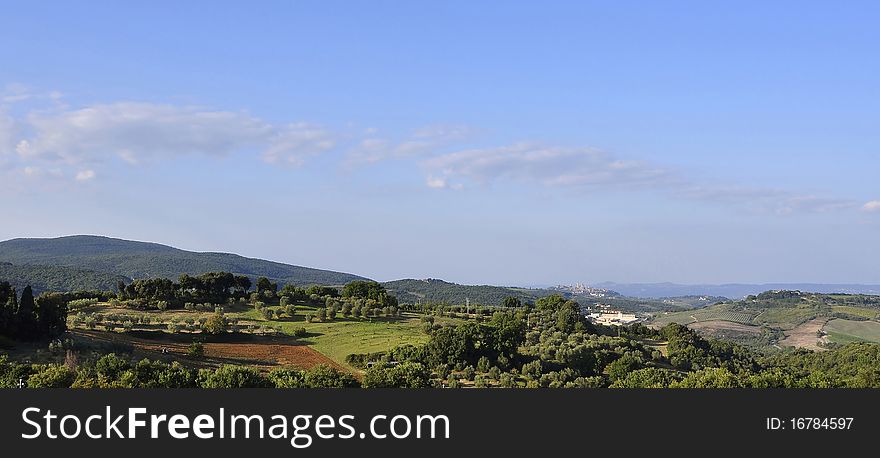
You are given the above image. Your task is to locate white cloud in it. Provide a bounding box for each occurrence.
[20,102,275,164]
[425,176,447,189]
[421,142,860,215]
[75,169,96,182]
[863,201,880,212]
[422,143,675,190]
[1,100,339,185]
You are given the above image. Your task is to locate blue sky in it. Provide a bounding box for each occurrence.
[1,1,879,285]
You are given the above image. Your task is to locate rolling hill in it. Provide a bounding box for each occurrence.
[0,235,368,289]
[650,290,880,348]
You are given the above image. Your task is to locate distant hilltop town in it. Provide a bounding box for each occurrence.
[550,282,618,298]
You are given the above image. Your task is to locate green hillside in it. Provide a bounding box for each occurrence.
[0,262,129,295]
[0,235,368,287]
[382,278,559,306]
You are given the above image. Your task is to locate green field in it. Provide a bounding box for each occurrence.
[232,306,436,366]
[751,306,817,329]
[831,306,880,320]
[650,304,756,327]
[824,319,880,344]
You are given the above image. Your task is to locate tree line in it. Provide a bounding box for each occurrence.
[0,282,67,342]
[0,353,358,388]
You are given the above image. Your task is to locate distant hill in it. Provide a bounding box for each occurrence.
[0,235,368,288]
[0,262,129,295]
[597,282,880,299]
[382,278,563,306]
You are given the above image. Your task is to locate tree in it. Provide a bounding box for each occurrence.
[203,311,228,335]
[15,285,39,340]
[256,277,278,295]
[0,282,16,337]
[606,354,644,381]
[362,362,431,388]
[342,281,397,307]
[187,341,205,357]
[27,365,76,388]
[303,365,359,388]
[35,293,68,338]
[268,367,307,388]
[555,301,582,333]
[197,365,271,388]
[502,296,522,308]
[234,276,252,294]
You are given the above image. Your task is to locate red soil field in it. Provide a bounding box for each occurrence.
[72,329,346,372]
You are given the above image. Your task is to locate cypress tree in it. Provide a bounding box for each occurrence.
[15,285,38,340]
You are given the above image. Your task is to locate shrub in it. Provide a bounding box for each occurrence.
[303,365,359,388]
[202,312,227,335]
[476,356,491,373]
[462,365,476,381]
[187,341,205,357]
[362,362,431,388]
[268,367,306,388]
[197,365,270,388]
[28,365,76,388]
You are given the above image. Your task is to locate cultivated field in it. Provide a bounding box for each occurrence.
[650,305,756,327]
[823,319,880,344]
[688,320,762,340]
[779,318,827,350]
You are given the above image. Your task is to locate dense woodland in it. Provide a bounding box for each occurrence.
[0,262,127,295]
[0,235,366,287]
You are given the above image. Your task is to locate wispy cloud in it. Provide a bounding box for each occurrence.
[425,176,448,189]
[420,142,860,215]
[421,143,677,190]
[261,122,336,166]
[345,124,475,166]
[863,201,880,213]
[3,98,338,183]
[74,169,96,182]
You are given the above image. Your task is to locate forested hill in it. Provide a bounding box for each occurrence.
[0,235,368,287]
[382,278,564,306]
[0,262,128,295]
